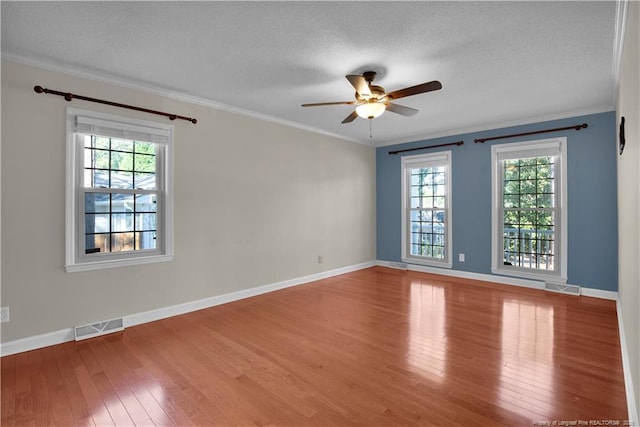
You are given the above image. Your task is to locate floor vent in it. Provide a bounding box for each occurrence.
[544,282,581,296]
[390,262,409,270]
[75,318,124,341]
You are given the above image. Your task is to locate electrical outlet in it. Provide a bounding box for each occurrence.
[459,253,465,262]
[317,255,323,264]
[0,307,9,323]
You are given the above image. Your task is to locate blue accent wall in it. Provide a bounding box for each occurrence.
[376,112,618,291]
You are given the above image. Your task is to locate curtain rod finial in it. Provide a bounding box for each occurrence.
[34,85,44,93]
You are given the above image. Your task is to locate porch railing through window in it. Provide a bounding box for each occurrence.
[503,228,554,271]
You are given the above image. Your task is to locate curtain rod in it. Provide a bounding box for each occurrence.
[388,140,464,155]
[474,123,587,143]
[33,85,198,124]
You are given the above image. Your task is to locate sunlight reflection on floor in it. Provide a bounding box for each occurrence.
[408,282,446,382]
[499,299,555,417]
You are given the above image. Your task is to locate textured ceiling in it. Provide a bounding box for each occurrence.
[1,1,619,146]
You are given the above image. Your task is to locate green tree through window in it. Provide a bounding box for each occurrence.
[502,156,556,270]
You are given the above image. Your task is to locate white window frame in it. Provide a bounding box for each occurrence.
[65,108,174,272]
[401,151,453,268]
[491,137,567,283]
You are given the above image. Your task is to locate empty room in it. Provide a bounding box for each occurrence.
[1,1,639,426]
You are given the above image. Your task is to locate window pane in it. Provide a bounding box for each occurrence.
[134,172,156,190]
[85,193,110,213]
[111,138,133,152]
[135,213,156,231]
[134,153,156,173]
[110,171,134,189]
[411,173,421,186]
[520,193,536,208]
[84,148,110,169]
[110,193,134,213]
[136,194,157,212]
[537,193,553,208]
[111,233,134,252]
[112,213,134,232]
[136,231,157,250]
[134,141,155,154]
[85,213,109,233]
[85,169,109,188]
[111,151,133,171]
[85,234,109,254]
[536,210,554,226]
[504,194,519,208]
[84,135,108,149]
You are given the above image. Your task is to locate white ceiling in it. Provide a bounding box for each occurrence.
[1,1,620,146]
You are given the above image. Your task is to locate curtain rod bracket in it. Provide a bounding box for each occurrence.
[34,85,198,124]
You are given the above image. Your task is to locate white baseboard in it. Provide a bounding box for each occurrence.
[0,329,76,357]
[1,261,375,357]
[581,287,619,300]
[617,297,639,426]
[376,260,618,300]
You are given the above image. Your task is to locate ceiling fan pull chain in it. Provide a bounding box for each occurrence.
[369,119,373,138]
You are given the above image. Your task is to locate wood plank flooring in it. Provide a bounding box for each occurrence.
[1,267,628,426]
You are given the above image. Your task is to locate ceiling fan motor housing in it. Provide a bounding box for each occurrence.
[356,85,386,102]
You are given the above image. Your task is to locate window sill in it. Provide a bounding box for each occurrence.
[66,254,173,273]
[491,267,567,284]
[402,257,452,269]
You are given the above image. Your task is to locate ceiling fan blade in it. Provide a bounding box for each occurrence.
[385,103,419,117]
[301,101,355,107]
[386,80,442,100]
[346,75,371,98]
[341,111,359,124]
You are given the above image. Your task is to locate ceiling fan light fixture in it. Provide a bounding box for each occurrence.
[356,102,386,119]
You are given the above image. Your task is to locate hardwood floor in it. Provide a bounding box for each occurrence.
[1,267,628,426]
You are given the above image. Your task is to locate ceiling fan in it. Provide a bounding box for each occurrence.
[301,71,442,124]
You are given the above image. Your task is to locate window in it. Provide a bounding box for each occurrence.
[401,151,452,268]
[66,108,174,272]
[491,138,567,282]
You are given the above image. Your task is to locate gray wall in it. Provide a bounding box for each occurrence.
[617,0,640,422]
[0,60,377,342]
